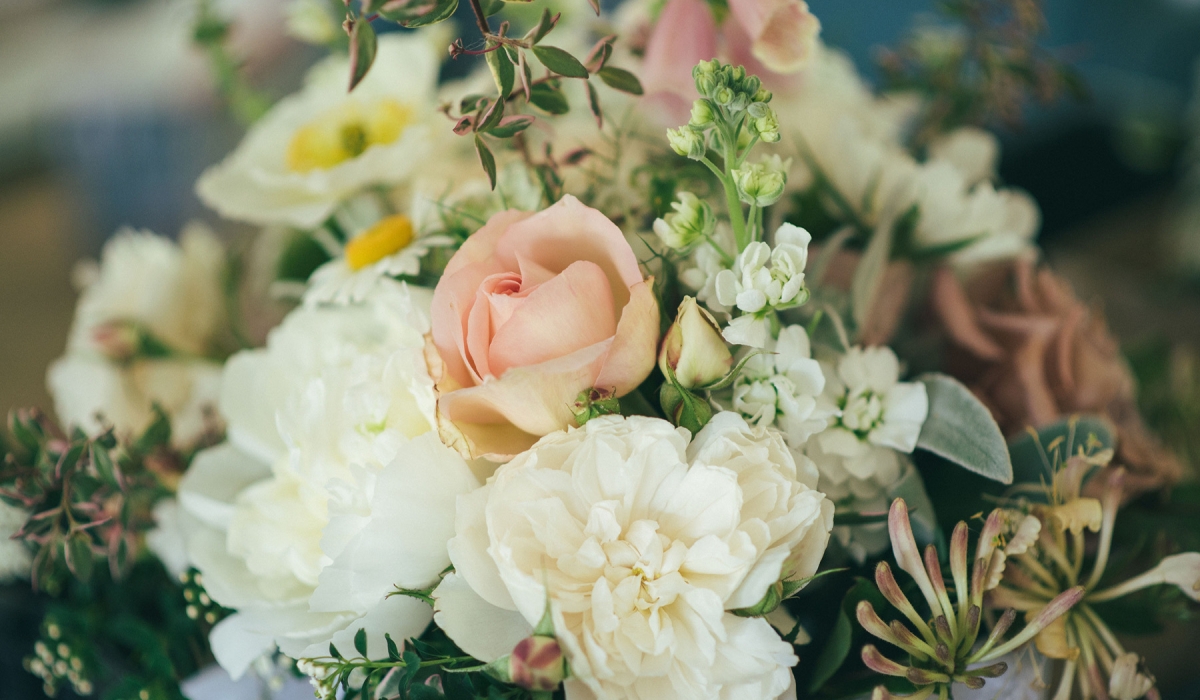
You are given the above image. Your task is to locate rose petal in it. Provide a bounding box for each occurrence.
[594,280,659,396]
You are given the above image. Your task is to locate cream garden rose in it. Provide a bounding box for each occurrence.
[178,281,477,678]
[196,34,441,228]
[433,412,833,699]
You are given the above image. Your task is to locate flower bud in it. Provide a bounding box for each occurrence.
[714,86,734,106]
[659,297,733,388]
[571,388,621,426]
[689,99,716,127]
[733,156,788,207]
[666,126,706,160]
[749,106,781,143]
[509,636,567,692]
[753,87,773,103]
[652,192,716,251]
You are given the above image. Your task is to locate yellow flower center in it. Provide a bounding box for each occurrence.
[345,215,415,271]
[286,99,412,172]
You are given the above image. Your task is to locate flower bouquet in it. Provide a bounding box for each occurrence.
[3,0,1198,699]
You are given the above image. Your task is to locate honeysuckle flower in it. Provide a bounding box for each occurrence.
[859,499,1085,700]
[733,324,832,447]
[196,34,440,228]
[660,296,733,388]
[715,223,812,348]
[304,212,453,306]
[432,412,833,700]
[178,281,478,679]
[804,346,928,502]
[47,224,226,447]
[653,192,717,252]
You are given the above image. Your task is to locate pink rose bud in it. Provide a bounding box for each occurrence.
[659,296,732,388]
[509,636,566,692]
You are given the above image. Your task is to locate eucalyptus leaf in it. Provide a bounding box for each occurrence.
[915,372,1012,484]
[532,45,589,79]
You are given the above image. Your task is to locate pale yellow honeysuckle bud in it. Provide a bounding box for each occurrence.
[659,297,733,388]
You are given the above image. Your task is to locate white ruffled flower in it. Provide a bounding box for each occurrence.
[0,501,32,583]
[805,346,928,502]
[46,224,226,447]
[733,324,835,447]
[716,224,812,348]
[178,281,478,679]
[197,34,442,228]
[432,412,833,700]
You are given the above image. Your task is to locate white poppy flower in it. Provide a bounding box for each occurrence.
[805,346,928,502]
[178,281,478,679]
[433,412,832,700]
[196,34,442,228]
[733,324,835,447]
[47,224,226,446]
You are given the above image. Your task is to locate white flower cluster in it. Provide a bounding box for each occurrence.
[714,223,812,348]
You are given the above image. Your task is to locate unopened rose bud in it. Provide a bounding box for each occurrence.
[659,297,733,388]
[509,636,566,692]
[652,192,716,251]
[667,126,706,160]
[689,99,716,127]
[733,156,788,207]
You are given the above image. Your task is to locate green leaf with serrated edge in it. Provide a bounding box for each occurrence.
[597,66,644,95]
[532,45,589,79]
[915,372,1012,484]
[353,626,368,657]
[386,633,401,661]
[485,46,514,98]
[486,115,534,138]
[474,135,497,190]
[395,0,458,27]
[528,81,569,114]
[348,19,378,91]
[586,80,602,128]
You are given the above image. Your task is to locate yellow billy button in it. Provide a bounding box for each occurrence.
[345,215,414,270]
[286,99,412,172]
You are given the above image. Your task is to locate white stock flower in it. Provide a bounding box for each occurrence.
[178,281,478,679]
[197,34,442,228]
[716,224,812,348]
[0,501,32,583]
[805,346,928,502]
[47,224,226,447]
[433,413,833,700]
[733,324,834,447]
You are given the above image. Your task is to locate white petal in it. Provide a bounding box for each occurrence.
[433,573,533,661]
[209,613,277,680]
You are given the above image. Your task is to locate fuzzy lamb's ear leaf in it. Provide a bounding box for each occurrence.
[916,372,1012,484]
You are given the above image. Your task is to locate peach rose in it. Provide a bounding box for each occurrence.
[932,258,1183,499]
[430,196,659,459]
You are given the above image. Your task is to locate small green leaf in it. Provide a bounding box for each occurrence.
[386,633,401,662]
[65,532,93,583]
[396,0,459,27]
[532,45,589,79]
[527,8,557,43]
[586,80,603,128]
[402,650,422,687]
[474,135,497,190]
[915,372,1013,484]
[485,46,514,98]
[135,405,171,453]
[808,602,852,692]
[597,66,643,95]
[90,444,117,486]
[528,81,569,114]
[330,642,342,660]
[481,0,506,14]
[348,19,378,91]
[486,115,535,138]
[477,96,505,132]
[353,627,368,657]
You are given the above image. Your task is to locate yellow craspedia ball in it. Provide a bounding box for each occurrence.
[345,215,415,270]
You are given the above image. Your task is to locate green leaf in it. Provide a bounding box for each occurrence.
[65,532,93,583]
[486,115,535,138]
[528,81,569,115]
[480,0,505,15]
[597,66,644,95]
[395,0,459,27]
[527,8,557,44]
[353,627,368,657]
[474,135,497,190]
[135,405,171,453]
[331,642,344,660]
[348,19,378,91]
[808,599,852,692]
[586,80,603,128]
[90,443,117,486]
[386,633,401,662]
[531,45,589,79]
[402,650,422,687]
[485,46,514,98]
[915,372,1012,484]
[477,96,505,132]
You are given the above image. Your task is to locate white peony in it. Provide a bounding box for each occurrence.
[196,34,443,228]
[433,412,833,700]
[178,281,478,678]
[805,346,928,502]
[733,324,835,447]
[47,224,226,447]
[0,500,32,582]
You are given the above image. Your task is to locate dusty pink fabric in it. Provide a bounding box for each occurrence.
[430,196,659,459]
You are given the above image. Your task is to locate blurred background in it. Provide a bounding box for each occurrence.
[0,0,1199,697]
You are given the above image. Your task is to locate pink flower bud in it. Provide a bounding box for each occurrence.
[509,636,566,692]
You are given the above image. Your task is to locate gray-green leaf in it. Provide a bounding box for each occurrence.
[916,372,1012,484]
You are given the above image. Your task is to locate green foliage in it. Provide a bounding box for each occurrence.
[915,373,1012,484]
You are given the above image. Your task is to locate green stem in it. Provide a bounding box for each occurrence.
[703,233,735,266]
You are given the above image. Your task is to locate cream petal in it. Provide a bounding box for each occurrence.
[208,613,277,680]
[593,280,660,397]
[433,573,534,662]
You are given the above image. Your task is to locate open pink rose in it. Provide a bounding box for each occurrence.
[640,0,821,125]
[430,196,659,459]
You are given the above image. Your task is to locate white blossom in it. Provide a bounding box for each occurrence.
[433,413,832,700]
[715,224,812,348]
[733,324,834,447]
